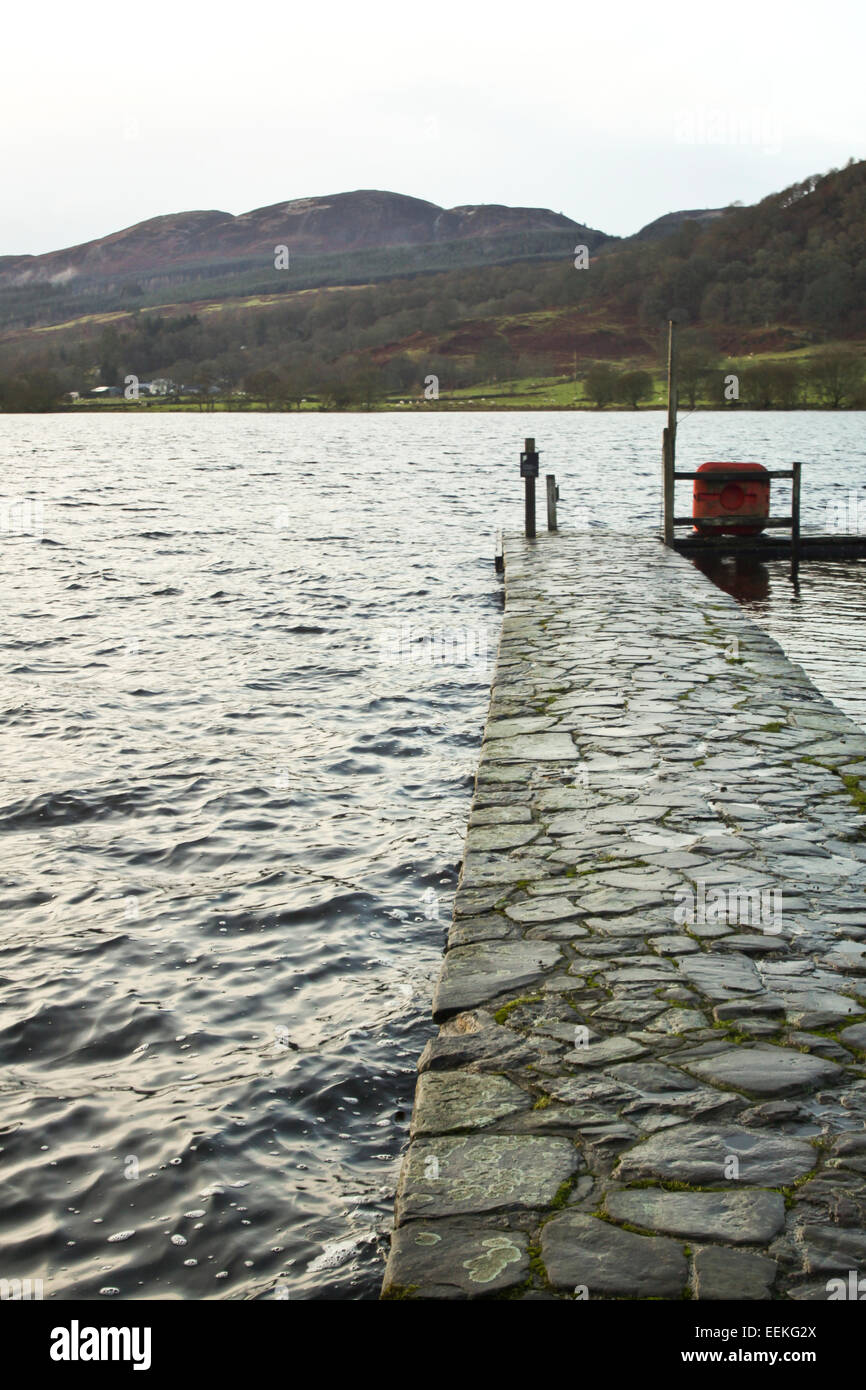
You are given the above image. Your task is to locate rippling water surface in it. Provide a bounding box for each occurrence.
[1,410,864,1300]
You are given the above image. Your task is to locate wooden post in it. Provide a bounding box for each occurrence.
[791,460,802,574]
[661,318,678,546]
[494,527,504,573]
[662,427,674,546]
[546,474,558,531]
[666,317,678,472]
[524,436,536,539]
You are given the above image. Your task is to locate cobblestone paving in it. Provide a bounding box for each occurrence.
[382,532,866,1300]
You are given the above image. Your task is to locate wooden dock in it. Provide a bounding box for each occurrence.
[660,317,866,563]
[672,532,866,561]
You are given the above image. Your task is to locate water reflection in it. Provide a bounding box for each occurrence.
[692,546,866,729]
[691,552,774,606]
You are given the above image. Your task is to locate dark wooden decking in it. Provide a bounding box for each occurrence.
[671,532,866,561]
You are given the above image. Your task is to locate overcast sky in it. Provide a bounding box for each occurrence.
[2,0,864,257]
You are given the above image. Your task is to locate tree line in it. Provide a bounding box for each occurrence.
[0,344,862,412]
[583,347,865,409]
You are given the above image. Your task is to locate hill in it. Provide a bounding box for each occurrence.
[0,160,864,410]
[0,190,610,331]
[633,208,730,240]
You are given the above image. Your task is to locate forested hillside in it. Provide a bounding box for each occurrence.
[1,160,863,410]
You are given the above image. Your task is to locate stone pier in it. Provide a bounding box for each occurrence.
[382,531,866,1301]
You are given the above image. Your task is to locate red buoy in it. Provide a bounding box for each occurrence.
[693,461,770,536]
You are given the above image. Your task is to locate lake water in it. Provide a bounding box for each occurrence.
[0,410,864,1301]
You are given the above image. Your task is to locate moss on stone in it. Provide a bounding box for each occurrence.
[841,772,866,816]
[780,1169,818,1208]
[527,1240,551,1290]
[624,1178,718,1194]
[546,1171,581,1214]
[494,993,542,1025]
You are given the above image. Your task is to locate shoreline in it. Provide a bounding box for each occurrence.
[22,401,866,416]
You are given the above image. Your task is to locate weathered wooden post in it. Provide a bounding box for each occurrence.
[667,317,678,468]
[791,460,802,574]
[662,318,678,546]
[546,474,558,531]
[662,427,674,546]
[521,437,539,539]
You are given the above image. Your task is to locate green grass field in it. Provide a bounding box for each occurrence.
[66,344,863,415]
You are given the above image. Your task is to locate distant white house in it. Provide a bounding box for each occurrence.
[133,381,170,396]
[85,379,175,398]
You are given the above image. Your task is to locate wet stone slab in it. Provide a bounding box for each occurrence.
[395,1134,581,1224]
[383,532,866,1299]
[604,1189,786,1244]
[681,1044,842,1097]
[692,1247,778,1299]
[465,823,540,852]
[432,940,562,1019]
[615,1123,817,1186]
[383,1220,530,1299]
[411,1071,531,1136]
[482,732,577,762]
[505,897,583,924]
[542,1211,688,1297]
